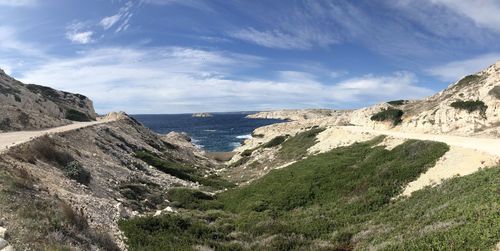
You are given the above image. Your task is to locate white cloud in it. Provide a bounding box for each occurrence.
[100,15,121,30]
[66,31,94,44]
[427,53,500,81]
[429,0,500,32]
[0,0,37,7]
[17,46,432,113]
[65,22,94,44]
[99,1,134,32]
[231,28,336,50]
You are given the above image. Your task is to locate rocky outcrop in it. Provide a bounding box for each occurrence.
[246,61,500,136]
[247,109,344,121]
[0,69,97,132]
[192,113,213,118]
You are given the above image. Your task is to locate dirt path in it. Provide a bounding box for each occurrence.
[0,118,114,154]
[341,126,500,157]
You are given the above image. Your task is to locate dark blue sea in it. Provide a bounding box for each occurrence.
[132,113,283,152]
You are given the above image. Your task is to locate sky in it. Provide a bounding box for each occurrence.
[1,0,500,114]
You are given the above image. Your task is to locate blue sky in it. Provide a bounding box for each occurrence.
[1,0,500,114]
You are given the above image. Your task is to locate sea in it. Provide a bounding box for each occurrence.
[132,112,284,152]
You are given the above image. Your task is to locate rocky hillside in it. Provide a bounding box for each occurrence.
[0,69,97,132]
[0,113,230,250]
[249,61,500,136]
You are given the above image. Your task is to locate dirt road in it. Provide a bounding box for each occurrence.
[0,119,113,154]
[341,126,500,157]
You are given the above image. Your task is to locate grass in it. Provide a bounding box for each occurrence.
[370,108,404,126]
[122,137,487,250]
[135,150,234,190]
[450,100,488,116]
[277,128,324,161]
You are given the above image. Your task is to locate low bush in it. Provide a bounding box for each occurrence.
[262,136,288,148]
[167,188,223,210]
[455,74,482,88]
[387,100,408,106]
[135,150,234,189]
[65,109,91,122]
[31,136,74,167]
[370,108,404,125]
[63,161,91,185]
[450,100,487,116]
[241,149,254,157]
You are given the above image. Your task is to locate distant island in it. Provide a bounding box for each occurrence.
[192,112,213,118]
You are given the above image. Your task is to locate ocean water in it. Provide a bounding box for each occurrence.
[132,113,283,152]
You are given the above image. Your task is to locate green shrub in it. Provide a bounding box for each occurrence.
[262,135,288,148]
[241,149,254,157]
[65,109,91,122]
[387,100,408,106]
[450,100,487,116]
[167,188,223,210]
[63,161,91,185]
[455,74,482,88]
[278,128,324,160]
[370,108,404,125]
[135,150,234,189]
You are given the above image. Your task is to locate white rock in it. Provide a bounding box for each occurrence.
[2,245,14,251]
[165,206,174,213]
[0,227,5,238]
[154,210,162,216]
[0,238,8,249]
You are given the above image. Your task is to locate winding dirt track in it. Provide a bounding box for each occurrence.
[0,119,113,154]
[341,126,500,157]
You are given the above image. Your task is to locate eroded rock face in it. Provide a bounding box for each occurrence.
[0,70,97,132]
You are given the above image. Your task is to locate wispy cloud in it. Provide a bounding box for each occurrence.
[99,1,134,32]
[428,0,500,33]
[0,0,37,7]
[426,53,500,81]
[17,46,432,113]
[65,22,94,44]
[231,28,336,50]
[141,0,213,12]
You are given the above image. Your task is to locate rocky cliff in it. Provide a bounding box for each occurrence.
[0,69,97,132]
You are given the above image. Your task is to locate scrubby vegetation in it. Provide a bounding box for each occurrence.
[371,108,404,125]
[387,99,408,106]
[63,161,91,185]
[167,188,223,210]
[118,137,500,251]
[450,100,488,116]
[65,108,91,122]
[0,165,119,250]
[135,150,234,190]
[454,74,482,88]
[277,128,324,160]
[262,135,288,148]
